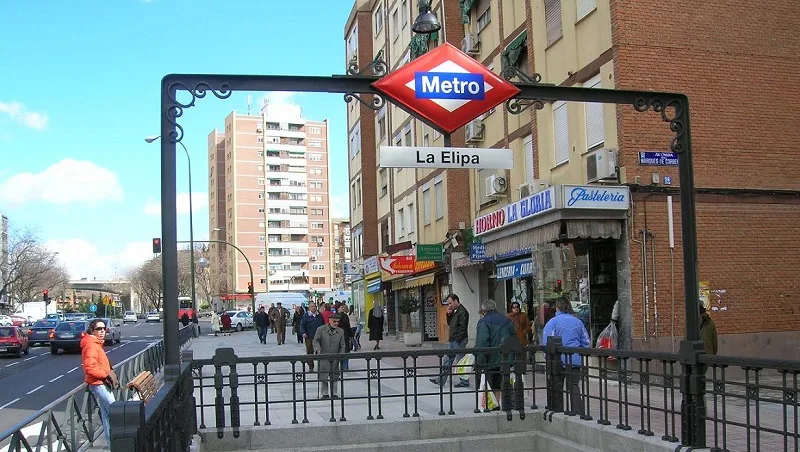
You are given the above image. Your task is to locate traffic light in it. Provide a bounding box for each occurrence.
[247,281,254,296]
[43,289,50,304]
[152,238,162,254]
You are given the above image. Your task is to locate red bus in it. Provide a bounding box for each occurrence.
[178,297,196,321]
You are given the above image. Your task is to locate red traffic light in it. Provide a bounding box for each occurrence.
[152,237,162,254]
[43,289,48,296]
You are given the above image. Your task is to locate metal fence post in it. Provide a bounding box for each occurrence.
[109,400,145,452]
[545,336,563,412]
[678,340,706,447]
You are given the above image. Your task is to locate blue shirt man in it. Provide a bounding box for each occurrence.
[542,301,590,366]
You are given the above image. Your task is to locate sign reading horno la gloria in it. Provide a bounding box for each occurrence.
[372,43,520,133]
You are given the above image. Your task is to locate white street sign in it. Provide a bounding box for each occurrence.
[342,262,361,276]
[380,146,513,169]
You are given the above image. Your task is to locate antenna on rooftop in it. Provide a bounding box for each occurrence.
[247,95,252,115]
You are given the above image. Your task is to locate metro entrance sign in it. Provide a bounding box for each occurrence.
[372,43,520,133]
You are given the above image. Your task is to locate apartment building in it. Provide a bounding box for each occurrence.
[458,0,800,358]
[0,213,9,314]
[207,103,334,302]
[331,219,353,290]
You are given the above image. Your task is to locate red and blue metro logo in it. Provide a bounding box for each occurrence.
[372,43,520,134]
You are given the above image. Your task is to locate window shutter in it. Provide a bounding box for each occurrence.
[584,74,604,149]
[576,0,596,22]
[553,101,569,165]
[524,135,535,183]
[545,0,563,46]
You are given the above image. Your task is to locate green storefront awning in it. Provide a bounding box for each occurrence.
[501,31,528,69]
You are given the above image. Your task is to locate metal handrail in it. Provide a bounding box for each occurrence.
[0,325,197,451]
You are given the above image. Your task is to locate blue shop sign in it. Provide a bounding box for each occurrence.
[639,151,679,166]
[470,243,490,262]
[496,260,534,281]
[366,278,382,294]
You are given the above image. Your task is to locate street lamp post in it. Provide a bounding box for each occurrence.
[146,136,198,313]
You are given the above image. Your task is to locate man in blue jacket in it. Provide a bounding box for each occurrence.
[542,296,590,416]
[300,302,325,371]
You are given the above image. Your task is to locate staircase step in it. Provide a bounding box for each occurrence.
[256,431,539,452]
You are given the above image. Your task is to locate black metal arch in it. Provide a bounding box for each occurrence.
[158,70,699,443]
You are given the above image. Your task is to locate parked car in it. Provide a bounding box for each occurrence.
[50,321,89,354]
[0,315,11,326]
[97,318,122,344]
[226,310,254,332]
[0,326,30,357]
[123,311,138,323]
[146,311,161,323]
[27,319,58,346]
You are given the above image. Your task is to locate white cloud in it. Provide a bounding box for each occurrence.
[47,239,155,280]
[143,192,208,217]
[259,91,303,119]
[0,101,48,130]
[0,159,124,206]
[330,195,350,219]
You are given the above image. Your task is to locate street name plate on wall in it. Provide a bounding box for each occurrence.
[380,146,513,169]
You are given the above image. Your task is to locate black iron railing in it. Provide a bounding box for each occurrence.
[183,338,798,451]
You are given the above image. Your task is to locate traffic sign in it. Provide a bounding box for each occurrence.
[89,304,97,312]
[416,244,443,262]
[372,43,520,134]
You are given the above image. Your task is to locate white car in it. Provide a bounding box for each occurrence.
[0,315,11,326]
[123,311,138,324]
[146,311,161,323]
[226,310,254,331]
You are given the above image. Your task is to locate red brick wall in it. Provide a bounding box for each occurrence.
[610,0,800,339]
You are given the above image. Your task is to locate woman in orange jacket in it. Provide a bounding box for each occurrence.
[82,318,119,447]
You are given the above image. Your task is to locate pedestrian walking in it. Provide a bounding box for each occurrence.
[367,303,385,350]
[299,302,325,371]
[313,313,347,399]
[274,302,290,345]
[268,303,277,333]
[347,306,360,351]
[254,306,270,344]
[292,305,304,344]
[337,305,353,370]
[700,306,718,355]
[221,311,232,336]
[507,301,532,346]
[430,293,469,387]
[82,319,119,447]
[542,296,590,416]
[211,311,221,337]
[475,299,517,406]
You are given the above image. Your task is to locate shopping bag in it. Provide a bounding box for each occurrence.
[508,374,529,403]
[479,374,499,411]
[596,322,619,361]
[454,353,475,379]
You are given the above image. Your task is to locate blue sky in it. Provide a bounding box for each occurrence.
[0,0,354,280]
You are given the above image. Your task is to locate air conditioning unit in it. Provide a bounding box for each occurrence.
[461,33,480,54]
[465,120,484,143]
[586,148,619,183]
[485,175,508,198]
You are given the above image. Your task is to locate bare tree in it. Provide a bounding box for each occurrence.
[209,246,229,298]
[195,245,214,307]
[1,229,69,307]
[129,258,163,312]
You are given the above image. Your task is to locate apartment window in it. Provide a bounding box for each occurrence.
[374,4,383,34]
[434,175,444,219]
[379,169,388,197]
[524,135,535,184]
[391,9,399,40]
[258,207,266,213]
[584,74,605,150]
[423,131,429,147]
[258,193,265,199]
[312,264,326,270]
[257,151,264,157]
[477,6,491,32]
[259,235,266,242]
[308,126,321,134]
[260,278,267,284]
[259,250,266,256]
[401,0,408,26]
[380,220,390,251]
[258,178,265,185]
[349,123,361,158]
[356,178,362,206]
[376,108,386,142]
[553,101,570,165]
[257,137,264,143]
[576,0,596,21]
[351,182,357,207]
[308,140,323,148]
[398,207,405,237]
[260,264,267,271]
[310,168,323,175]
[545,0,563,46]
[407,203,415,233]
[312,277,326,285]
[422,184,431,225]
[309,153,323,162]
[403,125,412,146]
[258,221,265,228]
[309,182,322,189]
[311,222,324,229]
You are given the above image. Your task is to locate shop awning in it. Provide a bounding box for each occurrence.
[501,31,528,70]
[392,273,435,290]
[453,254,486,269]
[566,219,622,240]
[485,222,561,257]
[484,219,622,257]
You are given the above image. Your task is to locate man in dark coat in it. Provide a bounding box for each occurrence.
[430,293,469,387]
[254,306,270,344]
[300,302,325,371]
[367,304,384,350]
[313,314,346,399]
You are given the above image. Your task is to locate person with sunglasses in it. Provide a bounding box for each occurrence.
[81,318,120,448]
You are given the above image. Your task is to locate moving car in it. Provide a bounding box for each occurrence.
[97,318,122,344]
[226,310,254,332]
[45,313,65,322]
[123,311,138,324]
[0,315,11,326]
[0,326,30,357]
[146,311,161,323]
[50,321,89,354]
[27,319,58,346]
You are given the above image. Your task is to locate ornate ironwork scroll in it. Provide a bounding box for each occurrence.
[165,81,232,144]
[633,97,686,154]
